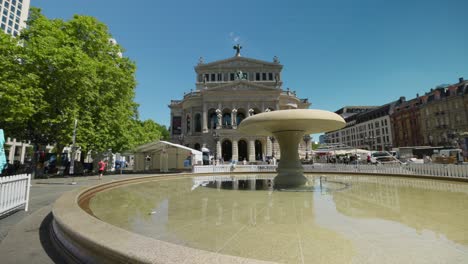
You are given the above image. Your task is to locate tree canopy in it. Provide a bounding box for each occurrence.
[0,8,168,153]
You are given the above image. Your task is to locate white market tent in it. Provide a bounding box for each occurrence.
[134,140,202,171]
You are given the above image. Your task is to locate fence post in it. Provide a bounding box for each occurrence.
[24,174,31,212]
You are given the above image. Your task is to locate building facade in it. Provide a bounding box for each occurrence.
[169,47,311,162]
[419,78,468,150]
[390,96,424,147]
[0,0,30,36]
[326,104,395,151]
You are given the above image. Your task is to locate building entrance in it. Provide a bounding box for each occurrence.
[255,140,263,160]
[222,140,232,161]
[238,140,248,162]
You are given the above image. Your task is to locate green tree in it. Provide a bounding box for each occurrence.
[1,8,168,164]
[19,8,140,153]
[0,32,42,137]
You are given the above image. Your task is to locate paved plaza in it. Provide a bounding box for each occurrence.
[0,173,163,264]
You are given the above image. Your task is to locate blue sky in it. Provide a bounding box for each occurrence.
[34,0,467,140]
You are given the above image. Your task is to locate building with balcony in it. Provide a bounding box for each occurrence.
[419,78,468,149]
[168,46,311,162]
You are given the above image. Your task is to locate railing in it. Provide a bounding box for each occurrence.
[0,174,31,216]
[193,164,468,179]
[193,165,276,173]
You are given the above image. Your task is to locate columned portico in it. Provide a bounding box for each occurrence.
[168,46,312,159]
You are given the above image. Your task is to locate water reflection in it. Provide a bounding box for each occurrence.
[89,174,468,263]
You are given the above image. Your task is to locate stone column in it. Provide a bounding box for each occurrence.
[20,143,27,164]
[216,140,222,160]
[248,139,255,161]
[232,109,237,129]
[202,104,208,133]
[267,137,272,157]
[216,111,222,129]
[232,139,238,162]
[189,108,193,136]
[8,139,16,164]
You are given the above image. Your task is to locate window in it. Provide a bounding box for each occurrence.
[8,19,12,26]
[14,23,17,30]
[0,23,5,30]
[16,9,20,16]
[204,73,209,82]
[12,0,16,5]
[3,9,7,16]
[268,73,273,80]
[10,6,15,12]
[4,2,9,8]
[211,73,215,82]
[12,30,17,36]
[194,114,201,132]
[255,72,260,81]
[7,27,11,33]
[230,73,235,81]
[217,73,222,81]
[262,73,267,80]
[2,16,6,22]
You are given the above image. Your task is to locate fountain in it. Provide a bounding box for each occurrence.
[238,109,345,188]
[50,109,468,264]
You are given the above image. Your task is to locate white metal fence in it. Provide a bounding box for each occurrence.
[193,164,468,179]
[0,174,31,216]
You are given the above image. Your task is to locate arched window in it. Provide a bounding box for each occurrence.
[237,113,245,125]
[208,113,217,129]
[222,113,231,128]
[194,143,201,151]
[194,113,201,132]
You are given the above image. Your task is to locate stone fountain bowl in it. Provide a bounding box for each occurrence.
[238,109,345,136]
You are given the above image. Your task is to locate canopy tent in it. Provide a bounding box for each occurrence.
[134,140,202,171]
[313,148,371,156]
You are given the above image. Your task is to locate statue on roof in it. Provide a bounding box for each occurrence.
[233,44,242,57]
[198,56,204,65]
[273,56,280,63]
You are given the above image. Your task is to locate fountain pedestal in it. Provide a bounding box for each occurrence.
[273,130,307,188]
[238,109,345,189]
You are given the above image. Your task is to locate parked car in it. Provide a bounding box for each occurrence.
[370,151,402,164]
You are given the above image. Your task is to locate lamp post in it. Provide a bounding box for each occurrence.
[303,134,311,160]
[212,131,220,165]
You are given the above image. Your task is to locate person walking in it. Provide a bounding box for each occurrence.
[98,159,107,180]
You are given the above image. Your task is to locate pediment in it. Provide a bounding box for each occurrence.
[207,80,279,92]
[196,56,282,70]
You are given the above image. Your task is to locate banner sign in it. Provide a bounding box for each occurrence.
[0,129,6,172]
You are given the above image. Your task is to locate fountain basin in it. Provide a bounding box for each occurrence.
[52,173,468,263]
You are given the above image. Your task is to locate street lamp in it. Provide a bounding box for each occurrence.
[212,131,220,165]
[303,134,311,160]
